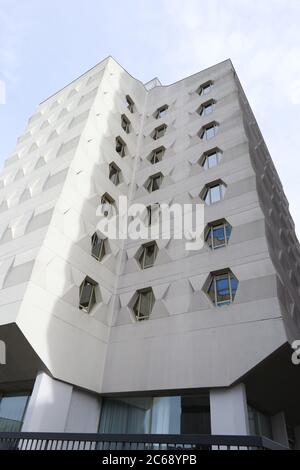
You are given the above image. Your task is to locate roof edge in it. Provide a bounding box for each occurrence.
[39,55,234,105]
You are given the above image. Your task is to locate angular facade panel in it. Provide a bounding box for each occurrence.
[0,57,299,447]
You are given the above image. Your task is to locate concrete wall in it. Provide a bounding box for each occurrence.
[22,372,101,432]
[101,60,288,393]
[0,57,298,399]
[234,72,300,343]
[210,383,249,435]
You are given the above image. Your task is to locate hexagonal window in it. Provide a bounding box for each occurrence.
[204,269,238,307]
[109,162,121,185]
[199,148,222,170]
[205,219,232,249]
[145,203,160,226]
[154,105,168,119]
[145,172,163,192]
[126,95,135,113]
[197,80,213,96]
[132,287,155,321]
[100,193,115,217]
[152,124,167,140]
[148,146,165,164]
[91,232,106,261]
[197,99,216,117]
[115,136,126,157]
[200,180,226,205]
[136,241,158,269]
[121,114,131,134]
[79,277,97,313]
[199,121,219,140]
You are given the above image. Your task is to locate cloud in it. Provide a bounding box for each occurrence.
[0,7,28,86]
[160,0,300,104]
[288,80,300,105]
[0,0,299,235]
[0,10,17,82]
[160,0,300,235]
[0,80,6,104]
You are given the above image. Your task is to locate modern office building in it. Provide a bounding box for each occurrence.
[0,57,299,448]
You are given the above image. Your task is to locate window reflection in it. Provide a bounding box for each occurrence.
[0,394,30,432]
[98,393,210,435]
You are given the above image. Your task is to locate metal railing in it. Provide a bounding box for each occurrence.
[0,432,288,450]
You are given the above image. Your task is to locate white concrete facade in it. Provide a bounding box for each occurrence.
[210,384,249,435]
[0,57,299,445]
[22,372,101,433]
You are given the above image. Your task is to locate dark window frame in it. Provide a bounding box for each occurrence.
[126,95,135,113]
[79,277,97,313]
[153,124,167,140]
[91,233,106,261]
[150,146,165,164]
[155,105,168,119]
[146,173,163,192]
[109,162,121,185]
[121,114,131,134]
[138,242,158,269]
[116,136,126,157]
[133,288,155,321]
[205,220,231,249]
[207,270,238,306]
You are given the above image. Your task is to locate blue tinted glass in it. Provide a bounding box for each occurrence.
[213,227,225,247]
[0,395,29,432]
[216,277,230,302]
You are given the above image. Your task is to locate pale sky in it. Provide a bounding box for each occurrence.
[0,0,299,235]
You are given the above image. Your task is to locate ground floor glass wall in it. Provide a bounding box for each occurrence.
[0,393,30,432]
[248,405,273,439]
[99,394,211,435]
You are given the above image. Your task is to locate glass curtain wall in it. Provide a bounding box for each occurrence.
[99,394,211,435]
[0,394,30,432]
[248,405,273,439]
[99,397,153,434]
